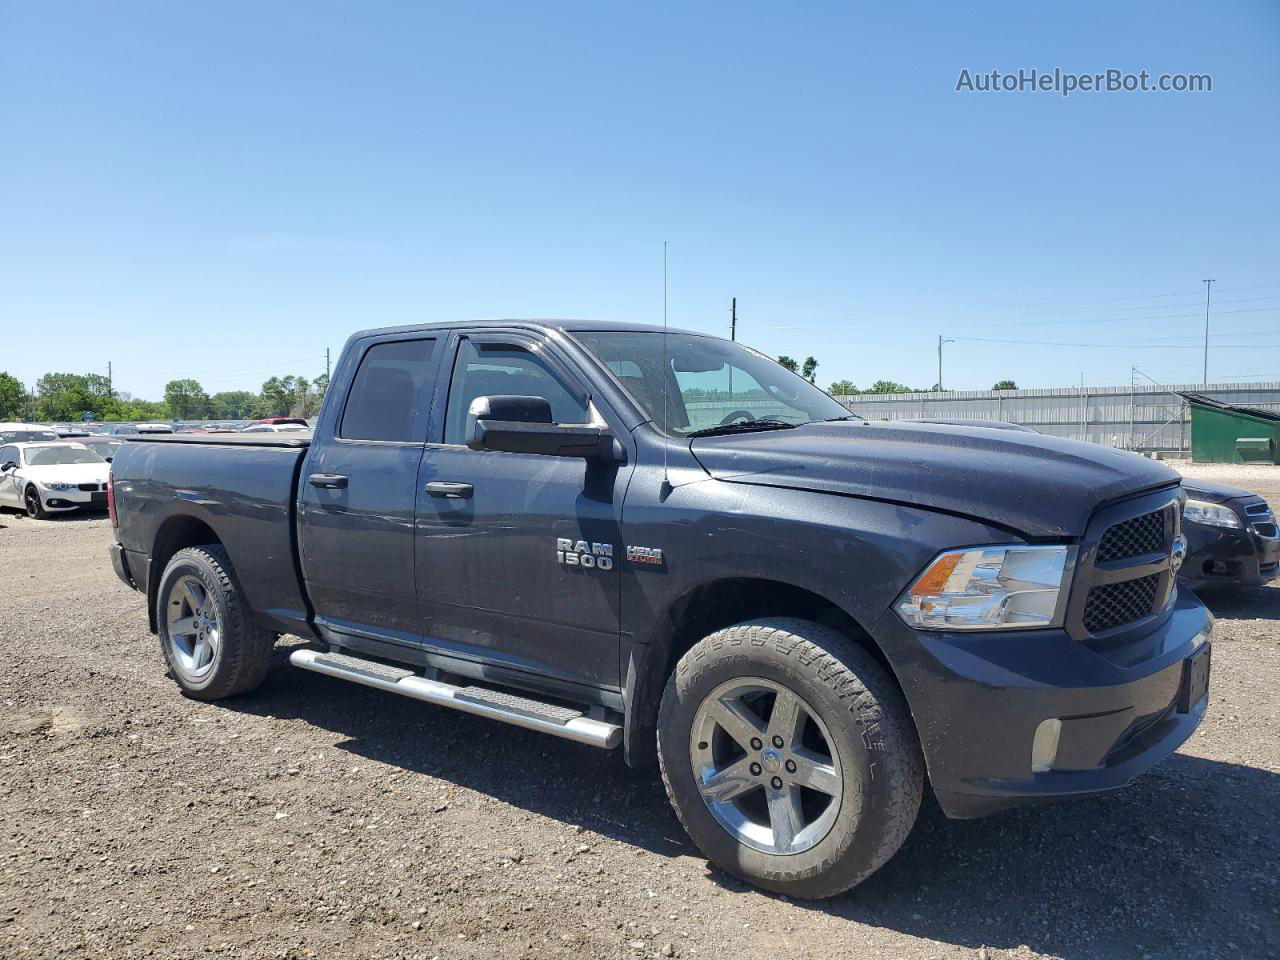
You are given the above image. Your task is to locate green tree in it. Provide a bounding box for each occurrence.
[867,380,914,394]
[164,379,211,419]
[992,379,1018,391]
[828,379,858,396]
[776,355,798,374]
[0,372,25,419]
[34,373,113,421]
[210,391,257,419]
[801,356,818,384]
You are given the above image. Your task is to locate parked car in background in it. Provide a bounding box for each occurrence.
[78,435,126,462]
[0,423,59,443]
[0,441,110,518]
[1179,479,1279,590]
[241,423,311,433]
[106,423,175,436]
[248,417,309,427]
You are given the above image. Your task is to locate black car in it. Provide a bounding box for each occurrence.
[1180,479,1279,590]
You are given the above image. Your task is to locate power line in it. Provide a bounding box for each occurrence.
[953,336,1280,350]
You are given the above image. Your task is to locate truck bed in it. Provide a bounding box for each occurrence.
[111,434,313,638]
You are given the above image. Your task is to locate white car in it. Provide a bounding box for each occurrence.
[0,422,59,443]
[240,423,311,433]
[0,441,111,519]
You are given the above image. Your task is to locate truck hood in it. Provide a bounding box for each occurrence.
[689,420,1180,538]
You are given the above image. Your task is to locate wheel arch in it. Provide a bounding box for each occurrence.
[622,576,903,766]
[146,514,225,632]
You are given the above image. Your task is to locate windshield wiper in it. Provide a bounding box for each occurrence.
[685,419,798,439]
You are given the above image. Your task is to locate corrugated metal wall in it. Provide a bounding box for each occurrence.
[837,382,1280,452]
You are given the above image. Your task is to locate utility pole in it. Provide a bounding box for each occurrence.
[937,336,955,391]
[107,361,113,397]
[1202,279,1214,386]
[728,299,736,394]
[325,348,331,381]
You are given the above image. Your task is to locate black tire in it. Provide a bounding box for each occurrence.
[24,485,50,520]
[156,545,275,701]
[657,618,923,899]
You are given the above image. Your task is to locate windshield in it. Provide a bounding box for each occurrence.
[573,331,852,436]
[1,430,58,443]
[24,446,106,466]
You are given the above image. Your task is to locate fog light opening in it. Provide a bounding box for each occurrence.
[1031,718,1062,774]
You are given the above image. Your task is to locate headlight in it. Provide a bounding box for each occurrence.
[896,545,1072,631]
[44,482,75,491]
[1183,499,1241,529]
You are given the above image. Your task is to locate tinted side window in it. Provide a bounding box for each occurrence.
[0,446,13,465]
[444,340,589,445]
[339,338,437,442]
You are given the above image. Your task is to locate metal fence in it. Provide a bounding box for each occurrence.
[836,382,1280,453]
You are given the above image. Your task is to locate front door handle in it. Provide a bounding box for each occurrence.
[426,481,474,499]
[308,473,349,489]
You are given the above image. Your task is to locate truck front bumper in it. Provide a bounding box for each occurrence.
[879,589,1212,819]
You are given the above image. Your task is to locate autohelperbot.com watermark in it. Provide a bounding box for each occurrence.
[955,68,1212,97]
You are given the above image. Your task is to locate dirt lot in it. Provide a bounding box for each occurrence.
[1,468,1277,960]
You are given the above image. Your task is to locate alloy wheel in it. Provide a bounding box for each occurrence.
[689,677,843,855]
[166,575,221,678]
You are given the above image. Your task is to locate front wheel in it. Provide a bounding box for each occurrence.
[156,545,275,701]
[657,618,923,899]
[24,486,50,519]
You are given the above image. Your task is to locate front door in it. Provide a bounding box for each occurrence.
[298,334,443,645]
[0,446,19,506]
[415,332,631,692]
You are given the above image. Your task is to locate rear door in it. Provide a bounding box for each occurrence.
[298,333,444,645]
[414,330,632,692]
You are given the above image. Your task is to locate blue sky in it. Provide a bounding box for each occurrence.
[2,1,1278,400]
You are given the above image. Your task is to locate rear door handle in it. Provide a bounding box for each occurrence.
[308,473,349,489]
[426,481,473,499]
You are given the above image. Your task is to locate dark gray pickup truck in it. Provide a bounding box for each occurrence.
[109,320,1213,899]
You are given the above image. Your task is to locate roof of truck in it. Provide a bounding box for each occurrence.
[346,319,708,341]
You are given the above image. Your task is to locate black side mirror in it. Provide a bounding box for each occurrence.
[1,462,15,472]
[469,395,553,424]
[465,395,618,460]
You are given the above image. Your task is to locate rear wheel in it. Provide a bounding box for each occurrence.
[24,485,49,520]
[657,618,923,899]
[157,545,275,701]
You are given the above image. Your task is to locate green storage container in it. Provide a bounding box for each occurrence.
[1183,393,1280,464]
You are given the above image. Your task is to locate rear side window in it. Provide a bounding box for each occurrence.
[340,338,437,442]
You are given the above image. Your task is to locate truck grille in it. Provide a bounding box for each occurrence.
[1066,490,1181,642]
[1082,574,1160,634]
[1095,508,1167,563]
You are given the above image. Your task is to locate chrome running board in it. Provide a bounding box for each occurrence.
[288,649,622,749]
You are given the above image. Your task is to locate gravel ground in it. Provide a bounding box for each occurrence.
[1,473,1277,960]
